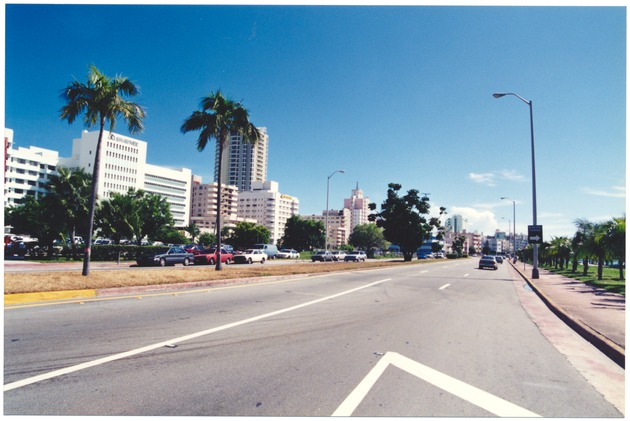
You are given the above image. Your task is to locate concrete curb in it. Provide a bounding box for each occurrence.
[5,289,97,305]
[510,261,625,369]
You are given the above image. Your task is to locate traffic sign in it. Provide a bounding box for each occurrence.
[528,225,543,244]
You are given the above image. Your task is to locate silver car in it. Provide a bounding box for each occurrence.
[344,251,367,262]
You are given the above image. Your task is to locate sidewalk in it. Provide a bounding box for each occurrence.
[510,261,625,368]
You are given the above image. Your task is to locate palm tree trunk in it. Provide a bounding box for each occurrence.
[215,134,226,271]
[82,122,104,276]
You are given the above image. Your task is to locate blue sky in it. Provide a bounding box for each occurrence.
[4,2,626,240]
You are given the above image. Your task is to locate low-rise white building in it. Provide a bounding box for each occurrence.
[190,176,252,234]
[4,128,60,207]
[237,180,299,245]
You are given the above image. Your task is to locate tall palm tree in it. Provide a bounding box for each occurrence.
[59,64,145,276]
[604,216,625,281]
[181,90,261,270]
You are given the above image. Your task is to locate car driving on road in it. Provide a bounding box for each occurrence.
[136,246,194,267]
[478,255,498,270]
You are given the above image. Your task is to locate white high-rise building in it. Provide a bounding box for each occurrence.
[190,176,253,234]
[215,127,268,192]
[237,180,299,245]
[59,130,192,227]
[445,214,464,233]
[4,128,59,207]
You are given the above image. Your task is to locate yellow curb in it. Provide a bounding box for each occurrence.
[5,289,97,305]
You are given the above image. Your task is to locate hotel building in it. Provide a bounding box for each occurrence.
[216,127,268,192]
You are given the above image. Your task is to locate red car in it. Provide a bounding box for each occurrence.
[193,248,233,265]
[183,244,203,255]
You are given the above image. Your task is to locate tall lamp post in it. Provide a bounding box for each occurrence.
[325,170,345,251]
[501,196,516,263]
[494,92,539,279]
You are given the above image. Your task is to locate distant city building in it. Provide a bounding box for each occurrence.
[190,176,249,234]
[302,208,351,249]
[445,214,464,233]
[58,130,191,227]
[237,180,299,245]
[216,127,268,192]
[343,183,372,233]
[4,128,59,207]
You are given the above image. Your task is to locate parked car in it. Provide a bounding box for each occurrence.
[183,244,203,255]
[478,255,498,270]
[312,250,335,262]
[136,246,194,267]
[252,243,279,259]
[344,251,367,262]
[194,248,233,265]
[331,250,347,261]
[277,248,300,259]
[233,249,267,264]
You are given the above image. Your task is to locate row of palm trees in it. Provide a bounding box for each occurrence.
[59,64,260,275]
[534,217,625,281]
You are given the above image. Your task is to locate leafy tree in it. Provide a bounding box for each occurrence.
[348,223,386,257]
[281,215,325,251]
[181,90,261,270]
[199,232,216,248]
[156,227,188,245]
[184,223,201,243]
[95,191,136,244]
[603,216,625,280]
[228,222,271,250]
[6,196,61,259]
[43,167,91,259]
[451,235,467,257]
[59,64,145,276]
[133,189,174,245]
[368,183,445,261]
[548,236,571,269]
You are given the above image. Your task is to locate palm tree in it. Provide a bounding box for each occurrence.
[44,167,91,260]
[604,216,625,281]
[181,90,261,270]
[59,64,145,276]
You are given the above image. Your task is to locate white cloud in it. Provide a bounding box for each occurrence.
[581,185,625,198]
[468,172,496,186]
[468,169,525,187]
[450,206,499,236]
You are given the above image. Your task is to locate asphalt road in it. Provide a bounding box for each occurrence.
[4,260,622,416]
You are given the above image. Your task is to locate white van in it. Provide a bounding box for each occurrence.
[253,244,278,259]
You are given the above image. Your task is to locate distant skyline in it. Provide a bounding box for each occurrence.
[4,2,626,240]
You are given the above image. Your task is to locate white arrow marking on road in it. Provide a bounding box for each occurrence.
[5,278,393,392]
[332,352,540,417]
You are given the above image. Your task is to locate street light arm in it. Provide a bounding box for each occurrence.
[493,92,531,105]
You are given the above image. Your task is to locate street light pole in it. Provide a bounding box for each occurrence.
[325,170,345,251]
[501,196,516,263]
[494,92,539,278]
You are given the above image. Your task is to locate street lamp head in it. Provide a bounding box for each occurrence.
[493,93,507,98]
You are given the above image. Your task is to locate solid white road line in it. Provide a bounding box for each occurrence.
[333,352,540,417]
[439,284,451,290]
[5,278,393,392]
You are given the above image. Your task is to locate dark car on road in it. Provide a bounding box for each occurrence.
[136,246,194,267]
[478,255,498,270]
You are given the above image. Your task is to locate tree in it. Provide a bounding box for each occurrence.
[348,223,386,257]
[281,215,325,251]
[94,191,136,244]
[228,222,270,250]
[368,183,445,261]
[199,232,216,248]
[43,167,91,259]
[181,90,261,270]
[59,64,145,276]
[451,235,467,257]
[603,216,625,280]
[184,223,201,243]
[548,236,571,269]
[6,196,61,259]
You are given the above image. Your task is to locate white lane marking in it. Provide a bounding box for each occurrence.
[4,278,393,392]
[439,284,451,290]
[333,352,540,417]
[464,273,469,277]
[420,270,429,274]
